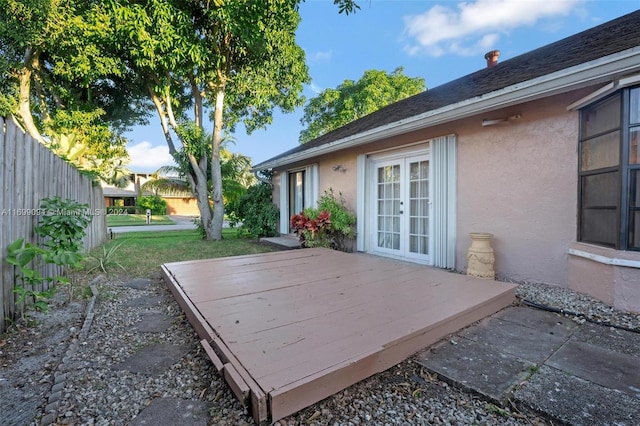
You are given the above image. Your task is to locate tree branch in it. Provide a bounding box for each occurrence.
[17,47,45,143]
[148,85,177,156]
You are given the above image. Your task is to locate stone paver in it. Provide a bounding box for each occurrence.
[417,306,640,425]
[130,398,211,426]
[111,343,190,376]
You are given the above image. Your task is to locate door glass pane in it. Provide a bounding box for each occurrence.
[410,162,419,180]
[392,234,400,250]
[420,161,428,179]
[408,160,429,255]
[410,181,418,198]
[289,171,305,219]
[581,131,620,171]
[581,93,620,138]
[376,164,401,251]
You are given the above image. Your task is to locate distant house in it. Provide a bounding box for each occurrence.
[102,172,199,216]
[253,11,640,313]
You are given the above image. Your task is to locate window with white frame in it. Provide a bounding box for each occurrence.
[578,86,640,249]
[279,165,318,233]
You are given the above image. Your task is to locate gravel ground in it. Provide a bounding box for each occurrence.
[1,272,638,426]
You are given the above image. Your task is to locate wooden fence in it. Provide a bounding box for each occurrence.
[1,117,106,333]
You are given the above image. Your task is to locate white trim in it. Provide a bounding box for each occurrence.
[279,165,319,234]
[569,248,640,268]
[360,137,456,267]
[566,82,615,110]
[255,47,640,171]
[304,164,319,208]
[279,172,288,234]
[567,73,640,110]
[431,135,457,269]
[619,73,640,87]
[356,154,366,252]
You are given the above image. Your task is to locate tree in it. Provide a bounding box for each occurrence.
[299,67,425,143]
[112,0,358,241]
[0,0,148,185]
[141,128,255,209]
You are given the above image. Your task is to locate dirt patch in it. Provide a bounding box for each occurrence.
[0,290,87,426]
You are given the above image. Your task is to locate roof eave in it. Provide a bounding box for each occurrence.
[254,46,640,171]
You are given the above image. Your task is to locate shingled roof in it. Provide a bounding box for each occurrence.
[254,10,640,169]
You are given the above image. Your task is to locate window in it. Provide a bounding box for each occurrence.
[288,170,305,218]
[579,86,640,249]
[279,165,318,233]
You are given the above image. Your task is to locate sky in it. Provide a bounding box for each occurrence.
[124,0,640,172]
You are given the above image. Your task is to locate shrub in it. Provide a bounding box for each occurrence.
[192,216,207,239]
[227,182,279,238]
[291,188,356,252]
[136,195,167,215]
[36,196,92,264]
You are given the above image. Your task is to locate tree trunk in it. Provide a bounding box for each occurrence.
[150,87,215,240]
[210,89,225,241]
[17,48,45,143]
[193,175,214,239]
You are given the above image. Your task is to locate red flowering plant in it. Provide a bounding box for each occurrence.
[289,189,356,251]
[290,210,332,247]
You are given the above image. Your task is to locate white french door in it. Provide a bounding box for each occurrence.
[372,155,432,263]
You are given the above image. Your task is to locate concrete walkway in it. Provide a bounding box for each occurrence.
[417,305,640,425]
[108,215,223,234]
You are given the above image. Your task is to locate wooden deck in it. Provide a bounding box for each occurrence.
[161,248,516,423]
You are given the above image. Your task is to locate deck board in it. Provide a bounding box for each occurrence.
[162,247,516,423]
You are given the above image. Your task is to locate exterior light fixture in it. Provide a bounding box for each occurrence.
[482,114,522,127]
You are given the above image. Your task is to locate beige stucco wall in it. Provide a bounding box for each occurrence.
[317,152,358,212]
[455,94,578,286]
[568,242,640,312]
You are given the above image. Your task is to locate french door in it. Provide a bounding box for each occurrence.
[373,155,432,263]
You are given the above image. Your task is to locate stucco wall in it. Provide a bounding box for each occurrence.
[317,152,358,212]
[568,242,640,312]
[456,95,578,286]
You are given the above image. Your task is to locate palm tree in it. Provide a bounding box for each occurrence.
[141,140,255,209]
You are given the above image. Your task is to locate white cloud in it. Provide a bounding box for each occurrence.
[127,141,175,171]
[310,82,324,94]
[403,0,583,57]
[308,50,332,63]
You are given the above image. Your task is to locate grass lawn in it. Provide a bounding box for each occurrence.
[106,214,175,227]
[83,229,275,277]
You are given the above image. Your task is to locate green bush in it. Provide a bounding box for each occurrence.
[37,196,92,262]
[192,216,207,240]
[136,195,167,215]
[227,182,279,238]
[292,188,356,252]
